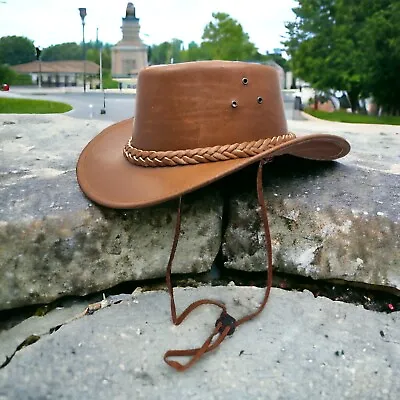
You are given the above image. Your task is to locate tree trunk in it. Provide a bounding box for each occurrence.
[348,88,360,113]
[314,93,318,110]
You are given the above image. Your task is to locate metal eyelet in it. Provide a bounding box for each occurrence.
[257,96,263,104]
[242,77,248,85]
[231,100,238,108]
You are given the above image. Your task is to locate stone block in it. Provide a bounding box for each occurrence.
[223,121,400,291]
[0,115,222,311]
[0,287,399,398]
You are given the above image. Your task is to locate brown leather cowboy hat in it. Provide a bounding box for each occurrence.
[76,61,350,209]
[77,61,350,371]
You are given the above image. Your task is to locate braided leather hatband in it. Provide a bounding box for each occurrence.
[123,132,296,167]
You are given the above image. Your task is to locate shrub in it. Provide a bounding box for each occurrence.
[0,64,33,86]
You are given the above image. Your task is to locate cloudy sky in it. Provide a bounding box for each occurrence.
[0,0,297,53]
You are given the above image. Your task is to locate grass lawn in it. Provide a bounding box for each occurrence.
[0,97,72,114]
[304,108,400,125]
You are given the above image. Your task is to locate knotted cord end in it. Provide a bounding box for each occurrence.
[215,311,236,336]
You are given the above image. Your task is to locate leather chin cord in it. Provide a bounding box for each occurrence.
[164,160,273,372]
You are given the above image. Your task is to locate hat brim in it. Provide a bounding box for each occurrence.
[77,118,350,209]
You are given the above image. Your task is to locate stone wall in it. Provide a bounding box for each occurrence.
[1,115,399,311]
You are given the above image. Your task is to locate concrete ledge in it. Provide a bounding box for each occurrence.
[0,115,222,311]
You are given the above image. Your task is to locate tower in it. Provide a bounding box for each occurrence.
[111,3,148,86]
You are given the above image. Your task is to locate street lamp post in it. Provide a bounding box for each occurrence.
[79,8,87,92]
[96,27,106,115]
[96,28,103,91]
[35,47,42,88]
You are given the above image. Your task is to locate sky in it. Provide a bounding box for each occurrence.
[0,0,297,54]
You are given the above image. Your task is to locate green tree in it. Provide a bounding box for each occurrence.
[180,41,212,62]
[41,42,82,61]
[170,38,184,63]
[201,12,259,60]
[284,0,365,112]
[0,64,16,83]
[149,13,262,64]
[358,0,400,115]
[151,40,211,64]
[149,41,171,65]
[265,51,289,71]
[284,0,400,114]
[0,64,32,85]
[86,47,111,70]
[186,41,202,61]
[41,41,112,70]
[0,36,35,65]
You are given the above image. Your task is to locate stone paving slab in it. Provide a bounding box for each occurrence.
[0,286,398,400]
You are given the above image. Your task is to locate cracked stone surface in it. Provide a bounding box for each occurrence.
[224,121,400,291]
[0,286,398,399]
[0,295,102,366]
[0,115,223,311]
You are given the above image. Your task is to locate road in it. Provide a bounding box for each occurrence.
[6,92,135,122]
[2,90,303,122]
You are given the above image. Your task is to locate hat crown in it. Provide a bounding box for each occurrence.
[132,61,288,151]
